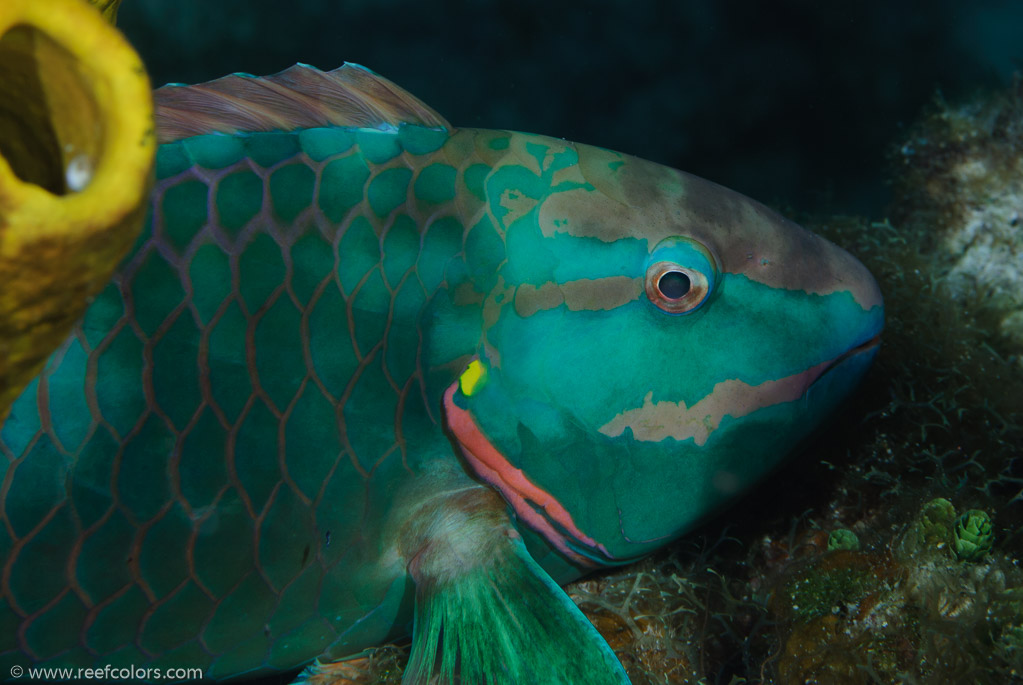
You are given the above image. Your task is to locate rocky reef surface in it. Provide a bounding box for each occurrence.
[891,79,1023,369]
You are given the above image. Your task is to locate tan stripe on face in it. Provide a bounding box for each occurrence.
[513,276,642,317]
[598,358,833,445]
[537,141,883,312]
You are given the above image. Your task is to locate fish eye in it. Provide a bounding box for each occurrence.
[645,261,710,314]
[657,270,691,299]
[643,236,717,315]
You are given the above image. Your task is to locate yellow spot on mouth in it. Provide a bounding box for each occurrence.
[459,359,487,396]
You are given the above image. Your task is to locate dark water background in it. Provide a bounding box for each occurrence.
[118,0,1023,220]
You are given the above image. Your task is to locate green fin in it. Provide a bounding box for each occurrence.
[153,62,451,144]
[400,487,629,685]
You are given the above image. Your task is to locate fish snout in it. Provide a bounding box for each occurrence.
[791,232,884,398]
[703,205,885,397]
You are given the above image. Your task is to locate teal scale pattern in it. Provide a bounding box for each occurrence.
[0,124,498,677]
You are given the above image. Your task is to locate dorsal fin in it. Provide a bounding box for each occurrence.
[154,62,451,144]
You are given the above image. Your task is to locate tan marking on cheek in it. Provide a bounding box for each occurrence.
[513,277,643,317]
[599,359,832,445]
[561,276,642,311]
[481,276,514,370]
[482,275,513,329]
[514,282,564,317]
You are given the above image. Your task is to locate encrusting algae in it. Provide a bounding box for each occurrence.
[891,78,1023,370]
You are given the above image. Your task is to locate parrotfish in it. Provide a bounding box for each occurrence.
[0,63,883,683]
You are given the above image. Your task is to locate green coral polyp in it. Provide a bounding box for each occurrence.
[954,510,994,561]
[901,497,958,557]
[827,529,860,551]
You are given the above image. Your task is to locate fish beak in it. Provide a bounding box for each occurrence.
[807,332,881,390]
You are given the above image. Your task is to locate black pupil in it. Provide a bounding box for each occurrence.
[658,271,691,299]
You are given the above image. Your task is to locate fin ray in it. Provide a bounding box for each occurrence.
[154,63,450,143]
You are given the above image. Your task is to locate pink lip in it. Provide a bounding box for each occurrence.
[443,382,612,567]
[809,333,882,389]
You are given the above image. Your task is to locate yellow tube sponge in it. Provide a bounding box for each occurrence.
[0,0,155,421]
[87,0,125,25]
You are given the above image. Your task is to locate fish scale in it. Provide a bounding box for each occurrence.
[0,122,514,676]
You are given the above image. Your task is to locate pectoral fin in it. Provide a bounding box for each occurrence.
[399,486,629,685]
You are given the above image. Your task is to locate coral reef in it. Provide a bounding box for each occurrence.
[891,78,1023,368]
[764,500,1023,683]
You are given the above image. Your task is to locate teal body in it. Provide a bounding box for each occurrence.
[0,66,882,681]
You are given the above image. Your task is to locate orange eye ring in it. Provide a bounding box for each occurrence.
[644,260,710,314]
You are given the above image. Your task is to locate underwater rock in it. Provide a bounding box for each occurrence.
[891,79,1023,368]
[761,498,1023,684]
[770,549,906,683]
[569,563,700,684]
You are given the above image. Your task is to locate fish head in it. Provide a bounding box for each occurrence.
[444,133,883,567]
